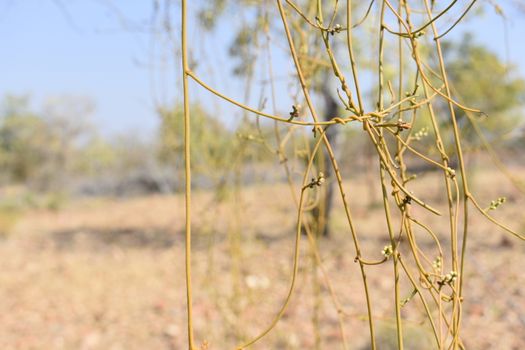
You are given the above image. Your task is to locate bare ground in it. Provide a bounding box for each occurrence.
[0,168,524,349]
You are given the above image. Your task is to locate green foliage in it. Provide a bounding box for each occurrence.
[360,320,434,350]
[0,195,22,238]
[197,0,227,30]
[0,95,94,190]
[0,96,53,183]
[73,136,118,176]
[0,207,20,238]
[157,104,233,174]
[229,22,260,77]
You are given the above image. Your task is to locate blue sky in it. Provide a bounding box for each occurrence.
[0,1,156,136]
[1,1,524,138]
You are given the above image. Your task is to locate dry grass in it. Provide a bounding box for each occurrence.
[0,168,524,349]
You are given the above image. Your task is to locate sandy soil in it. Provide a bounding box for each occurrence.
[0,168,524,349]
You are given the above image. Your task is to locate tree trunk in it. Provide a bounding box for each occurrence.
[311,88,339,237]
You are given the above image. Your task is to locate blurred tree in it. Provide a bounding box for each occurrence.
[157,104,233,178]
[443,34,525,150]
[73,136,118,177]
[40,96,94,188]
[0,96,50,184]
[0,95,94,191]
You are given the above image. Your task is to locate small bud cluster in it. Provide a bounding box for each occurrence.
[396,119,411,131]
[288,104,300,121]
[236,132,255,141]
[381,244,393,258]
[305,172,325,189]
[438,271,458,287]
[432,256,442,271]
[401,289,417,307]
[413,127,429,141]
[488,197,506,210]
[327,24,343,35]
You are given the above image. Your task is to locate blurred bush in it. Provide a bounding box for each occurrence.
[360,320,434,350]
[0,204,20,239]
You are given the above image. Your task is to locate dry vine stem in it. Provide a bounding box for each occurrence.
[180,0,524,349]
